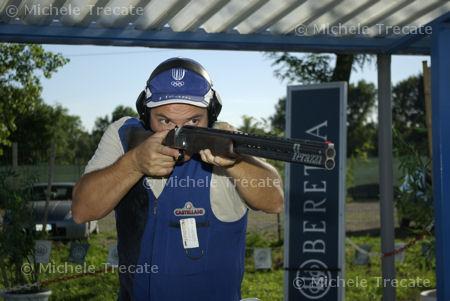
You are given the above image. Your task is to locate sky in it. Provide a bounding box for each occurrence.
[40,45,430,132]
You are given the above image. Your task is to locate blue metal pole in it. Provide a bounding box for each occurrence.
[431,20,450,301]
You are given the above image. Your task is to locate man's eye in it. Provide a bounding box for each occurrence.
[159,119,171,125]
[187,119,199,125]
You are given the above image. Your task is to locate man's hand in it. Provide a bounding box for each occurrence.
[130,130,180,177]
[199,122,238,167]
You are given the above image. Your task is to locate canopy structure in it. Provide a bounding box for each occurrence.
[1,1,450,301]
[0,0,449,54]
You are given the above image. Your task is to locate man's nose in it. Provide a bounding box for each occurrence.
[173,122,188,128]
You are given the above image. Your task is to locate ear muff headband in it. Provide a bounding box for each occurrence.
[136,58,222,130]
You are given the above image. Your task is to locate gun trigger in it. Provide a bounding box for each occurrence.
[175,150,185,163]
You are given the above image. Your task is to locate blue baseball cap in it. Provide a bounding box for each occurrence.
[144,59,214,108]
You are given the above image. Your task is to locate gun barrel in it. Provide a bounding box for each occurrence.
[165,126,336,170]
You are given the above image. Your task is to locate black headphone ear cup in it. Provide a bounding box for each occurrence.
[208,90,222,127]
[136,90,146,118]
[136,90,151,129]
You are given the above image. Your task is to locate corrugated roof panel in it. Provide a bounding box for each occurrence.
[327,0,379,27]
[60,0,98,27]
[169,0,217,31]
[343,0,410,29]
[203,0,264,33]
[397,1,450,27]
[20,0,57,25]
[268,0,335,34]
[236,0,303,34]
[106,0,151,28]
[134,0,177,30]
[309,0,375,33]
[364,0,437,36]
[21,0,59,25]
[97,0,143,28]
[299,0,344,27]
[185,0,231,31]
[405,2,450,28]
[76,0,111,27]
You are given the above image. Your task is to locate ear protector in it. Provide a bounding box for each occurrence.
[136,58,222,130]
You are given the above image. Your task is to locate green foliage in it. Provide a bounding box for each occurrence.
[38,232,118,300]
[0,43,68,154]
[269,97,285,134]
[111,105,138,122]
[268,53,335,83]
[345,236,435,301]
[0,228,434,300]
[393,74,428,155]
[238,115,285,181]
[267,81,377,157]
[4,102,94,165]
[347,81,377,157]
[266,52,377,157]
[266,52,372,84]
[239,115,271,136]
[91,105,137,147]
[0,169,41,292]
[393,129,433,230]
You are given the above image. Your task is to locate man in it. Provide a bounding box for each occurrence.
[72,57,283,301]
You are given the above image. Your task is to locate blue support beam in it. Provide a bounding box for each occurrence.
[0,22,431,55]
[388,11,450,54]
[431,20,450,301]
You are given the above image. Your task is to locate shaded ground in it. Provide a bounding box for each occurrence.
[98,199,393,237]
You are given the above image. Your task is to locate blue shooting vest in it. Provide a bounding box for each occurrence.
[115,118,248,301]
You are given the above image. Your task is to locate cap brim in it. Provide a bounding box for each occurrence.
[146,98,209,108]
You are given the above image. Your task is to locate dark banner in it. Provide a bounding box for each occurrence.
[284,83,346,301]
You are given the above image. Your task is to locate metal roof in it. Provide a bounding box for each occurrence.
[1,0,450,54]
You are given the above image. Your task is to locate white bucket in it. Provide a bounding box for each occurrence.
[420,289,437,301]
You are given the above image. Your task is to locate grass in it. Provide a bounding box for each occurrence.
[350,157,402,187]
[9,230,432,301]
[0,162,435,300]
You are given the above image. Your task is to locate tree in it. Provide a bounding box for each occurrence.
[267,52,372,84]
[0,44,68,155]
[269,97,285,134]
[392,74,427,154]
[112,105,138,122]
[267,52,376,156]
[91,105,138,147]
[347,80,377,156]
[239,115,270,136]
[5,102,93,164]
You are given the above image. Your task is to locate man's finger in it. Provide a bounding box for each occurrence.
[159,145,181,159]
[202,149,219,166]
[202,149,216,162]
[199,150,210,164]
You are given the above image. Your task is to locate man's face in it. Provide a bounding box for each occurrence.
[149,103,208,132]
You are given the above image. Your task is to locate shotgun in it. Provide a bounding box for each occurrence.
[128,125,336,170]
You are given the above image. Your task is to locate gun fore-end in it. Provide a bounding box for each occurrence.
[163,127,235,157]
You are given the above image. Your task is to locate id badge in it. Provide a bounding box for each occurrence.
[180,218,199,249]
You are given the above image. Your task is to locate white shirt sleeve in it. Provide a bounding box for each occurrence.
[210,166,249,222]
[83,117,131,175]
